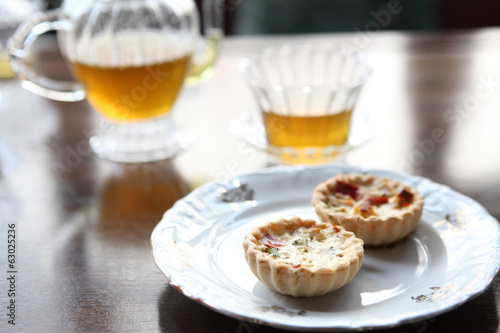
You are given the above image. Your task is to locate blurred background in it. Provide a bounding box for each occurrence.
[222,0,500,34]
[36,0,500,35]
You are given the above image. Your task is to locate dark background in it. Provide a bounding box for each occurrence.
[45,0,500,35]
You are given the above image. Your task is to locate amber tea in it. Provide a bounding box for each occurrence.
[70,56,190,122]
[262,109,353,148]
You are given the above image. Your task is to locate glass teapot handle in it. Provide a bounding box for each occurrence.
[186,0,224,85]
[8,10,85,102]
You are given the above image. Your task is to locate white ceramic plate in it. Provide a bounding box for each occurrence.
[151,165,500,331]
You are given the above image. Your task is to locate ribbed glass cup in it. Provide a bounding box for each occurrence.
[239,44,371,164]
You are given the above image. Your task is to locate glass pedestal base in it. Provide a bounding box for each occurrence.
[89,116,195,163]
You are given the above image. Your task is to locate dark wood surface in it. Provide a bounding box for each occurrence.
[0,30,499,332]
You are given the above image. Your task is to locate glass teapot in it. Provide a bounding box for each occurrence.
[8,0,222,162]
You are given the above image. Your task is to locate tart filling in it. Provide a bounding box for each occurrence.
[311,173,425,246]
[243,217,364,297]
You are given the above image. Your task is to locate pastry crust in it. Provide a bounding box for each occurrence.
[243,217,364,297]
[311,173,425,246]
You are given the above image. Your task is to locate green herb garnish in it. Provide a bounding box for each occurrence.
[293,238,309,252]
[267,247,280,257]
[293,239,308,246]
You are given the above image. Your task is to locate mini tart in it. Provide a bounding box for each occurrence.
[311,173,425,246]
[243,217,364,297]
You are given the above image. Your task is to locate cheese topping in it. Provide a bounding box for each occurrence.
[327,178,414,218]
[258,226,352,267]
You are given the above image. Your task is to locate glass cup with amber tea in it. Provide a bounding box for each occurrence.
[239,44,371,165]
[8,0,209,163]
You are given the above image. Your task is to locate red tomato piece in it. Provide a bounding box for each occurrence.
[366,196,389,205]
[335,180,360,200]
[397,189,413,208]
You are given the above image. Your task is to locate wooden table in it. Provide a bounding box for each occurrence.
[0,29,499,332]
